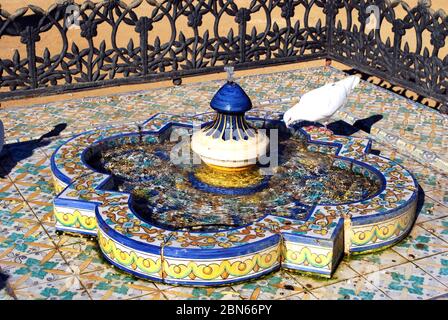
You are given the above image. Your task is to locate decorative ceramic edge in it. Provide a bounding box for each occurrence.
[50,112,418,283]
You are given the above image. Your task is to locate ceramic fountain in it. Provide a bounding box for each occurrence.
[51,69,418,286]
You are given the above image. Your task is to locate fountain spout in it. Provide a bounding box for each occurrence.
[191,68,269,170]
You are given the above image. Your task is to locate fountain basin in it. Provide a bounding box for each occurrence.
[51,112,418,285]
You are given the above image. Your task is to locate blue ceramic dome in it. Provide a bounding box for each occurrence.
[210,82,252,114]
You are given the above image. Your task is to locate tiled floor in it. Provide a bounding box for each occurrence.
[0,66,447,300]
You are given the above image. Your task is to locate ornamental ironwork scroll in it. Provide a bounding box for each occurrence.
[0,0,446,109]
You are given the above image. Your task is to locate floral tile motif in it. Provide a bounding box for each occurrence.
[38,138,68,160]
[0,175,23,201]
[374,144,447,193]
[290,261,359,291]
[414,252,448,285]
[275,291,317,300]
[157,285,242,300]
[0,197,38,227]
[0,250,73,291]
[59,240,109,275]
[392,226,448,261]
[420,218,448,243]
[311,276,390,300]
[426,189,448,208]
[0,65,447,298]
[415,196,448,224]
[231,270,305,300]
[364,263,448,300]
[13,278,90,300]
[0,218,54,256]
[346,249,408,275]
[0,107,53,144]
[81,269,161,300]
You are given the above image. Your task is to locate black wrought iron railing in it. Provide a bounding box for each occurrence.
[0,0,446,110]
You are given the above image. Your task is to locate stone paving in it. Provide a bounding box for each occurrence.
[0,66,447,300]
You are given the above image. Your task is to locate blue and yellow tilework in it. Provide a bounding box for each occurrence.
[0,66,447,299]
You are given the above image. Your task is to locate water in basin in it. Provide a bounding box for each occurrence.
[89,131,380,232]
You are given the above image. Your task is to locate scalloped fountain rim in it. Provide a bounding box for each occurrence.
[50,111,418,285]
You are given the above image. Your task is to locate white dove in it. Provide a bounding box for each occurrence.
[283,75,361,128]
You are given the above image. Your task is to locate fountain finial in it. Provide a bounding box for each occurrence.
[224,65,234,83]
[191,68,269,171]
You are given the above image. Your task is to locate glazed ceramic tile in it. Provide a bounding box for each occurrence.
[0,250,73,290]
[231,270,305,300]
[346,249,408,275]
[431,293,448,300]
[392,226,448,260]
[60,240,109,275]
[38,138,69,160]
[82,269,161,300]
[0,65,446,298]
[310,276,390,300]
[129,291,168,300]
[289,261,359,291]
[414,252,448,285]
[426,189,448,208]
[415,196,448,224]
[420,218,448,243]
[13,278,90,300]
[0,196,37,227]
[364,263,448,300]
[0,218,54,256]
[157,285,242,300]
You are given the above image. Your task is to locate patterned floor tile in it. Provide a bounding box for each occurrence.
[432,293,448,300]
[1,65,447,299]
[38,137,68,160]
[157,285,242,300]
[231,270,305,300]
[414,252,448,286]
[346,249,408,275]
[290,261,359,291]
[416,196,448,224]
[13,278,90,300]
[311,276,390,300]
[364,263,448,300]
[0,217,54,256]
[426,189,448,208]
[392,226,448,261]
[374,145,446,193]
[81,268,162,300]
[275,291,317,300]
[0,250,73,291]
[0,197,38,227]
[420,218,448,243]
[0,107,53,144]
[128,292,167,300]
[60,240,109,275]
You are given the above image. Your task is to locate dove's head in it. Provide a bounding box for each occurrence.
[340,76,361,94]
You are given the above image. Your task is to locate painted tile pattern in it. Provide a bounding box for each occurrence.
[0,66,446,298]
[49,111,418,284]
